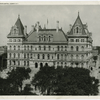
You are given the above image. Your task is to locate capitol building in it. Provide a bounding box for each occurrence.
[7,13,93,71]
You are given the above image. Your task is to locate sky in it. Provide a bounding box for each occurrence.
[0,5,100,46]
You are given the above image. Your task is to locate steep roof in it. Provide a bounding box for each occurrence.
[68,14,87,35]
[26,29,68,43]
[7,15,25,38]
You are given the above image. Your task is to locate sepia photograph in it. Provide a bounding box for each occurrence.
[0,1,100,96]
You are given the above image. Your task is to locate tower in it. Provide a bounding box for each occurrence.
[67,13,93,68]
[7,15,26,70]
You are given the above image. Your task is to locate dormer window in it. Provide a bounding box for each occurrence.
[76,27,78,33]
[14,29,16,34]
[39,36,41,42]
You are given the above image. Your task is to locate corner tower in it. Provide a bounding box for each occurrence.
[7,15,26,69]
[67,13,93,68]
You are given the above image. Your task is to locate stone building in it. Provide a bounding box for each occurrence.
[7,14,93,70]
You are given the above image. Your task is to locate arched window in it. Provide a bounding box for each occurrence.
[37,54,40,59]
[18,39,20,42]
[44,36,46,41]
[39,36,41,42]
[27,53,29,58]
[57,54,59,59]
[14,29,16,34]
[71,55,73,59]
[57,46,60,51]
[73,29,75,33]
[10,60,11,65]
[45,63,48,67]
[61,54,63,59]
[44,46,46,50]
[76,55,78,59]
[47,54,50,59]
[71,63,73,66]
[48,46,51,51]
[31,46,33,50]
[61,46,63,51]
[65,54,67,60]
[14,53,15,58]
[82,46,84,51]
[18,61,20,66]
[27,61,29,66]
[14,46,16,50]
[24,46,26,50]
[30,53,32,59]
[18,46,20,50]
[18,53,20,58]
[65,46,67,51]
[71,46,73,51]
[10,46,12,50]
[24,61,26,66]
[39,46,41,50]
[42,54,45,59]
[76,46,79,51]
[24,53,26,58]
[27,46,29,50]
[40,63,43,68]
[49,36,51,42]
[76,27,78,33]
[9,53,11,58]
[81,55,84,60]
[61,62,63,66]
[13,61,15,65]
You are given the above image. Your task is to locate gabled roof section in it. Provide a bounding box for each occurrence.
[25,28,68,43]
[68,13,87,35]
[7,15,25,38]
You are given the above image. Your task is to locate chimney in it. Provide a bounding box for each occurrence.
[44,24,46,29]
[56,21,59,32]
[24,25,27,36]
[69,24,72,31]
[36,21,39,32]
[84,23,88,29]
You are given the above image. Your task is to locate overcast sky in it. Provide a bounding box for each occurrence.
[0,5,100,46]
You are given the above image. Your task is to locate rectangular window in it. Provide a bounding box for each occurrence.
[24,54,26,58]
[18,53,20,58]
[30,54,32,59]
[27,61,29,66]
[24,61,26,66]
[18,61,20,66]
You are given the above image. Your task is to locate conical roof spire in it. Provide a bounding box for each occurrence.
[78,11,79,17]
[68,12,86,35]
[7,15,25,38]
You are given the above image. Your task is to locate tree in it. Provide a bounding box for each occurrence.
[32,66,56,95]
[32,66,99,95]
[0,67,31,95]
[21,84,36,95]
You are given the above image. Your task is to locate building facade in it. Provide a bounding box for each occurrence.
[7,14,93,70]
